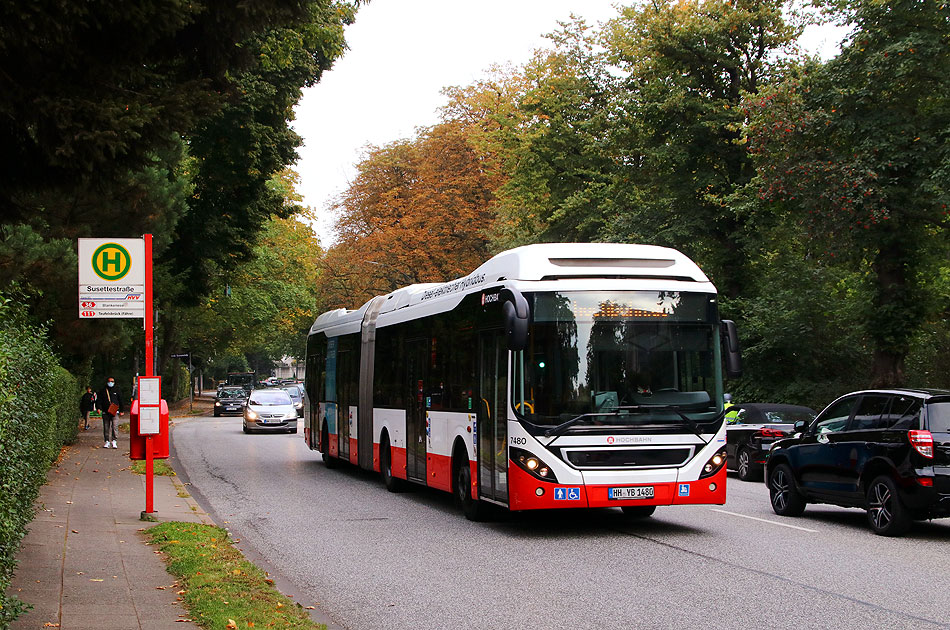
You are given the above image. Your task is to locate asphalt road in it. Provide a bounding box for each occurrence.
[170,415,950,630]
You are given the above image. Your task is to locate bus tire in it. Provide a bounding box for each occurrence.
[380,433,407,492]
[322,423,339,469]
[621,505,656,518]
[454,449,485,521]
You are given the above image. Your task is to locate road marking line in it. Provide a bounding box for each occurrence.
[710,508,818,532]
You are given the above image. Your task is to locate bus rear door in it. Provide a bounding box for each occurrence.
[406,337,428,482]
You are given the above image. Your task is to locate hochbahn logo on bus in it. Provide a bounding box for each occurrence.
[606,436,652,444]
[481,292,500,306]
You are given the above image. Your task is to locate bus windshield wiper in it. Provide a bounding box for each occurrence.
[544,412,607,438]
[544,404,715,443]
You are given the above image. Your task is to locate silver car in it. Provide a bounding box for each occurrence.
[243,389,298,434]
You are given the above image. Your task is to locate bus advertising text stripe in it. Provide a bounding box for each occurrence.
[709,508,819,533]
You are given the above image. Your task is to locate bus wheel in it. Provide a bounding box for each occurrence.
[454,455,485,521]
[621,505,656,518]
[380,435,407,492]
[322,423,339,469]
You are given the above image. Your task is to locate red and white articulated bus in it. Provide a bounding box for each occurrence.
[303,243,742,519]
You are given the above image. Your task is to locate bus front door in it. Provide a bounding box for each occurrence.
[406,337,428,483]
[478,330,508,504]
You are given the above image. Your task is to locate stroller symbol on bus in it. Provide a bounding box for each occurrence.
[554,488,566,500]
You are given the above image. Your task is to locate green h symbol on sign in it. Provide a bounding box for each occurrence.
[102,250,122,272]
[92,243,132,281]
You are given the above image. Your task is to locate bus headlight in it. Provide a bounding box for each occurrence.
[511,447,559,483]
[700,447,728,478]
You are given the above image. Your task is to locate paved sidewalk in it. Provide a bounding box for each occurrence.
[6,419,214,630]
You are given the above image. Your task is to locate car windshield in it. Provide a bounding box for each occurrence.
[513,291,720,428]
[735,406,815,424]
[763,409,814,423]
[248,391,292,406]
[927,401,950,433]
[219,388,245,398]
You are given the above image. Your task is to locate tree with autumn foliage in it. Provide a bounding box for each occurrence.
[747,0,950,386]
[319,122,495,309]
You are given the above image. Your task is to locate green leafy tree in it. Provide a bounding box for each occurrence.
[601,0,802,296]
[0,1,358,375]
[441,21,618,248]
[748,0,950,386]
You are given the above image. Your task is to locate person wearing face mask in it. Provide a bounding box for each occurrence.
[96,376,124,448]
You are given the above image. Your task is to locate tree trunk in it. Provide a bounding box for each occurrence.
[867,238,915,388]
[869,349,905,388]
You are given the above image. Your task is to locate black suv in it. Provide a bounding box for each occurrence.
[765,388,950,536]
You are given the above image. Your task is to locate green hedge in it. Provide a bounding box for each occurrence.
[0,298,78,626]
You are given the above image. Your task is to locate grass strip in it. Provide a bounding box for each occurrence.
[130,459,177,476]
[147,522,324,630]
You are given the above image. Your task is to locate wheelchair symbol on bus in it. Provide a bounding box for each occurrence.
[554,487,580,501]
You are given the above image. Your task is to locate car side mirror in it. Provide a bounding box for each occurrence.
[794,420,808,433]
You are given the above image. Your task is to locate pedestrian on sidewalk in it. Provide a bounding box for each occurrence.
[97,376,124,449]
[79,386,96,431]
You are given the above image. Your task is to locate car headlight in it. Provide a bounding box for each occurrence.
[245,409,259,421]
[295,402,303,409]
[214,401,221,406]
[284,411,298,420]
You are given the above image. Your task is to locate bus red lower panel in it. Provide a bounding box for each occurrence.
[508,462,728,510]
[349,438,358,465]
[508,463,590,509]
[426,453,452,492]
[392,446,408,480]
[671,467,727,505]
[328,431,338,457]
[372,442,380,473]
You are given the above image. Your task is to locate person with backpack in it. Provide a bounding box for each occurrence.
[79,386,96,431]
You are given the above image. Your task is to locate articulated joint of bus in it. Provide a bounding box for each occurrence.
[506,421,728,511]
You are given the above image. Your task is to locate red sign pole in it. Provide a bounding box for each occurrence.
[144,234,154,514]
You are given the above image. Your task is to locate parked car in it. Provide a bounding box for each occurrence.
[214,387,248,417]
[281,384,305,418]
[725,403,817,481]
[243,388,298,434]
[765,388,950,536]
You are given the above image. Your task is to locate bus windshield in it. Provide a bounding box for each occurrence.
[513,291,720,428]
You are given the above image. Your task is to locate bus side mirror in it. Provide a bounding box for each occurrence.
[501,288,529,351]
[721,320,742,379]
